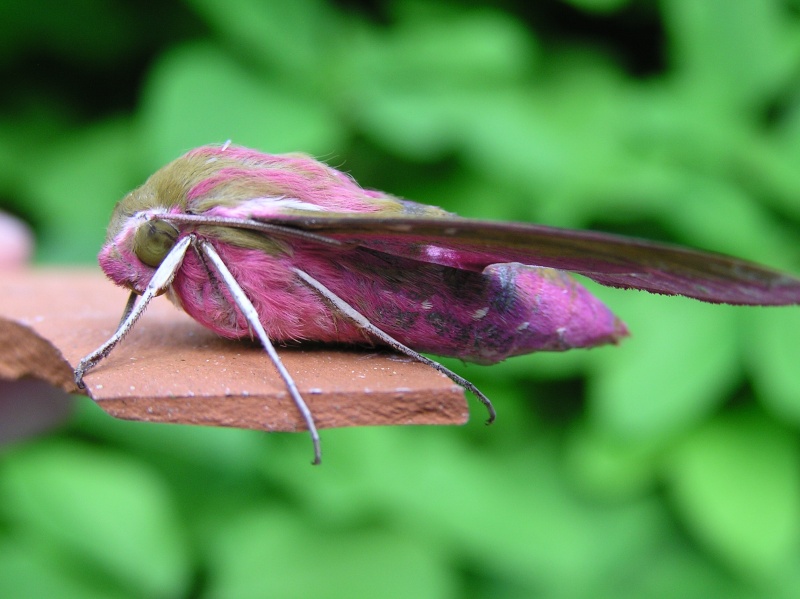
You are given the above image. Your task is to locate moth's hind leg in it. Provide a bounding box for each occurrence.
[292,267,497,425]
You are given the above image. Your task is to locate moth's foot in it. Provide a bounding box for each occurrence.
[74,367,87,390]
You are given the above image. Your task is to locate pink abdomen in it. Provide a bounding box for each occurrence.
[311,250,628,363]
[173,242,627,363]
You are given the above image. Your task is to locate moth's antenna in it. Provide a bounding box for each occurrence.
[199,240,323,465]
[292,267,497,425]
[75,235,193,388]
[151,213,344,248]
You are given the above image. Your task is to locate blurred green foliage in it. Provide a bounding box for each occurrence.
[2,0,800,597]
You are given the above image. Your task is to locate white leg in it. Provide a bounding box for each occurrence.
[200,240,322,465]
[292,267,496,424]
[75,235,193,388]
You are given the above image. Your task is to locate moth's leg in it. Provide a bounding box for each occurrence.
[292,267,497,425]
[198,240,322,466]
[75,235,193,388]
[117,290,138,328]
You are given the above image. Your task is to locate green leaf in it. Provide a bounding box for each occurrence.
[258,427,665,597]
[185,0,335,78]
[348,87,475,160]
[18,118,140,264]
[664,175,792,267]
[663,0,797,109]
[564,0,631,12]
[0,440,191,598]
[588,293,740,440]
[380,1,536,86]
[739,134,800,223]
[565,422,661,500]
[0,539,128,599]
[459,54,629,203]
[0,0,137,65]
[458,90,576,197]
[666,409,800,580]
[595,530,763,599]
[342,3,536,159]
[71,397,268,477]
[747,308,800,426]
[139,42,344,166]
[202,508,454,599]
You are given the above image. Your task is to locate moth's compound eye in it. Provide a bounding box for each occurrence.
[133,219,179,267]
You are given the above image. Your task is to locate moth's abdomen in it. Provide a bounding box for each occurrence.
[459,264,629,362]
[299,249,628,363]
[169,242,627,363]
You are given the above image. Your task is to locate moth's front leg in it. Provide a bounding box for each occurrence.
[74,235,193,388]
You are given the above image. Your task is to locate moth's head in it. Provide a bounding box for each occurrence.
[99,207,180,294]
[97,150,213,292]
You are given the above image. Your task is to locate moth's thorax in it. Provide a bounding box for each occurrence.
[104,154,220,245]
[98,143,452,293]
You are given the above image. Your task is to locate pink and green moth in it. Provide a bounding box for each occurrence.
[75,142,800,464]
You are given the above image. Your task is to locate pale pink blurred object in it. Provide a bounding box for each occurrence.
[0,212,33,268]
[0,212,73,445]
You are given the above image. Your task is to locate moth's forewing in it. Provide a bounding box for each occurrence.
[263,215,800,306]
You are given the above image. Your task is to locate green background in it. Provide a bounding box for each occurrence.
[2,0,800,597]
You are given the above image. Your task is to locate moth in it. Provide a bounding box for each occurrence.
[76,143,800,464]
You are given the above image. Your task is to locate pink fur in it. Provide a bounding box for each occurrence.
[186,146,386,213]
[98,226,155,293]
